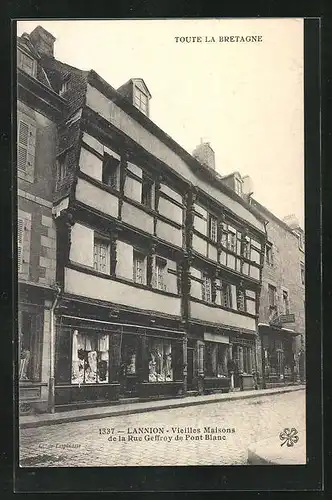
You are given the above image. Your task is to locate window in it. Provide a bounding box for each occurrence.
[235,177,242,196]
[56,153,67,186]
[155,257,167,291]
[17,120,36,175]
[134,87,149,115]
[148,338,173,381]
[205,342,228,378]
[202,275,212,302]
[236,288,245,311]
[102,154,120,190]
[19,311,42,382]
[298,233,304,251]
[133,251,147,285]
[268,284,277,316]
[282,290,290,314]
[265,243,273,266]
[141,173,154,208]
[17,218,24,273]
[59,77,70,96]
[93,237,110,274]
[242,237,251,259]
[71,331,110,384]
[17,49,36,77]
[121,335,138,375]
[221,282,232,308]
[209,215,218,242]
[227,232,237,252]
[243,346,253,374]
[300,263,305,285]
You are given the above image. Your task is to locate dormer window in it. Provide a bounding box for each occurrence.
[60,76,71,96]
[134,86,149,115]
[17,49,37,78]
[235,177,242,196]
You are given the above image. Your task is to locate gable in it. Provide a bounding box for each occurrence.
[132,78,151,98]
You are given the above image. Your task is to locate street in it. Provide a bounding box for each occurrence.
[19,390,305,467]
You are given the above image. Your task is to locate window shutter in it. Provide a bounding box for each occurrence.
[17,218,24,272]
[18,120,36,174]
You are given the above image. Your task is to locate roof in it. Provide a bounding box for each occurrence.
[117,78,152,98]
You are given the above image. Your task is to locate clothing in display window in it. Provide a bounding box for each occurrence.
[71,330,110,385]
[205,342,228,378]
[148,338,173,382]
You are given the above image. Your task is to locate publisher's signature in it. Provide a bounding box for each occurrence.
[279,428,299,447]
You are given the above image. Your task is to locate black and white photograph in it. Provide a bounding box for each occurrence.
[16,18,308,469]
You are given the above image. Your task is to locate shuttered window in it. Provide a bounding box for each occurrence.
[17,120,36,176]
[17,218,24,272]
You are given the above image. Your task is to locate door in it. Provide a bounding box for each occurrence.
[187,347,194,390]
[119,334,139,397]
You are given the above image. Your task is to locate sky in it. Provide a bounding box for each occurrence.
[17,19,304,227]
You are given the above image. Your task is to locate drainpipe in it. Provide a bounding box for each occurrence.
[48,283,61,413]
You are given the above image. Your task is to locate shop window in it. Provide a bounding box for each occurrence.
[282,290,290,314]
[155,256,167,291]
[141,173,154,208]
[300,263,305,285]
[133,250,147,285]
[201,275,212,303]
[71,331,110,384]
[208,215,218,243]
[93,237,110,274]
[205,342,228,378]
[17,49,36,77]
[236,288,245,311]
[121,335,137,375]
[221,282,232,308]
[265,243,274,266]
[102,153,120,190]
[19,311,42,382]
[148,338,173,382]
[243,346,253,374]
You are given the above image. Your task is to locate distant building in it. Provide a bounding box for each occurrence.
[17,26,268,413]
[221,172,305,387]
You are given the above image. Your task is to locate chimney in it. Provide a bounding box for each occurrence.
[282,214,300,229]
[193,140,215,170]
[30,26,56,57]
[242,175,254,197]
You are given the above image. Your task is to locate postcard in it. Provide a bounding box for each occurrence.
[15,18,318,484]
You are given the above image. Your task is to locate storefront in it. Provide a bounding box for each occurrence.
[259,324,298,388]
[54,313,185,410]
[18,285,53,414]
[186,325,231,394]
[229,334,257,391]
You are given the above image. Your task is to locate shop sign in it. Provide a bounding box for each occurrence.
[270,313,295,326]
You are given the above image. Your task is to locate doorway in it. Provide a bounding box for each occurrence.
[187,346,194,390]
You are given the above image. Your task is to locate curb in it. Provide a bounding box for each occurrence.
[20,385,305,429]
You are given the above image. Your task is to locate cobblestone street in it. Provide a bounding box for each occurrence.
[19,390,305,467]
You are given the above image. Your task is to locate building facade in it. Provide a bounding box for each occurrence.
[17,26,269,413]
[17,28,66,413]
[250,202,305,387]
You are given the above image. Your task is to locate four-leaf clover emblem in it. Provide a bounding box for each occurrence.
[279,428,299,447]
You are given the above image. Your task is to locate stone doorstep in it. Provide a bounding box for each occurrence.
[19,385,305,429]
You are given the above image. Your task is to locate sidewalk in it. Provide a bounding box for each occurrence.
[20,384,305,429]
